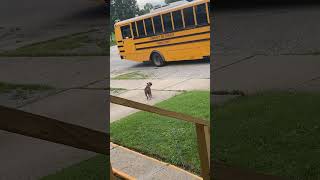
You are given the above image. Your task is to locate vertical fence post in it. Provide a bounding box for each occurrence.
[110,164,116,180]
[196,124,210,180]
[204,125,210,162]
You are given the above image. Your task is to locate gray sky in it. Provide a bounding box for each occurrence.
[137,0,165,8]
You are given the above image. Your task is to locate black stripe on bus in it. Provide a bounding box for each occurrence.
[135,38,210,51]
[119,50,125,52]
[118,45,124,48]
[117,41,123,43]
[135,31,210,46]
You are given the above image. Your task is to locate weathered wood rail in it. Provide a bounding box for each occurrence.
[0,105,108,155]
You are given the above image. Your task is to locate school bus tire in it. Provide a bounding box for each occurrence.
[151,51,166,67]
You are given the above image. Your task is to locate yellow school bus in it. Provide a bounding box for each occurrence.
[114,0,210,66]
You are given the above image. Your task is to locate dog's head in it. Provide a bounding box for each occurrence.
[147,82,152,87]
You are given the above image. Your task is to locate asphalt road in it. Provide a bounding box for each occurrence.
[212,4,320,93]
[110,46,210,79]
[214,5,320,56]
[0,0,107,51]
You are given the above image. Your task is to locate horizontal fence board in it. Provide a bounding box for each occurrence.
[110,95,210,127]
[0,105,109,155]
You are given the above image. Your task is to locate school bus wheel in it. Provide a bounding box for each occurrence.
[151,52,165,67]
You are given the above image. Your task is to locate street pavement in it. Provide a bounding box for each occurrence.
[0,56,108,180]
[212,4,320,93]
[0,0,106,51]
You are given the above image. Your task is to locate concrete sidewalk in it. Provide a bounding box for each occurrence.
[110,78,209,179]
[110,78,210,122]
[111,78,210,91]
[111,143,202,180]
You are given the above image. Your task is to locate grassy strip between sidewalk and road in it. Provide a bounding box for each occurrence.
[41,155,108,180]
[0,81,52,94]
[110,32,116,46]
[110,88,126,95]
[213,92,320,180]
[111,91,210,174]
[0,31,108,57]
[112,71,149,80]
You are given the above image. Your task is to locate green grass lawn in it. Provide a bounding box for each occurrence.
[0,31,109,57]
[110,32,116,46]
[0,81,52,94]
[41,155,108,180]
[112,71,149,80]
[111,91,210,174]
[213,92,320,180]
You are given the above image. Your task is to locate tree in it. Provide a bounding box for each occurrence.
[110,0,139,29]
[144,3,154,13]
[138,3,154,15]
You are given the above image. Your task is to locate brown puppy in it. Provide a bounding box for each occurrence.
[144,82,152,100]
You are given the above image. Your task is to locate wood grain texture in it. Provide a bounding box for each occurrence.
[0,105,109,155]
[110,95,210,127]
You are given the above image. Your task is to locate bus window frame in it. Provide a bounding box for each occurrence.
[172,10,184,31]
[151,17,156,34]
[162,12,173,33]
[144,18,155,36]
[170,12,175,31]
[152,15,163,35]
[181,9,186,28]
[206,3,210,24]
[136,20,146,38]
[193,6,198,26]
[183,6,196,29]
[143,19,147,36]
[120,1,210,40]
[120,24,132,39]
[160,14,165,33]
[195,3,209,26]
[130,21,139,39]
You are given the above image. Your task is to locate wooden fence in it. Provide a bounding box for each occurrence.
[110,95,211,180]
[0,100,287,180]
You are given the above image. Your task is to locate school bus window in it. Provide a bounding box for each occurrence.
[196,3,208,25]
[121,25,132,39]
[162,13,173,32]
[131,22,137,37]
[137,20,145,37]
[153,15,163,34]
[145,18,154,36]
[183,7,195,28]
[172,10,184,30]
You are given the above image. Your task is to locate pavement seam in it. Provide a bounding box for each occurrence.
[161,78,194,90]
[139,164,169,180]
[110,142,202,180]
[212,54,259,73]
[290,75,320,91]
[16,78,106,108]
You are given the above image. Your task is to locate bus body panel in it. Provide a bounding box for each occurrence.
[115,0,210,63]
